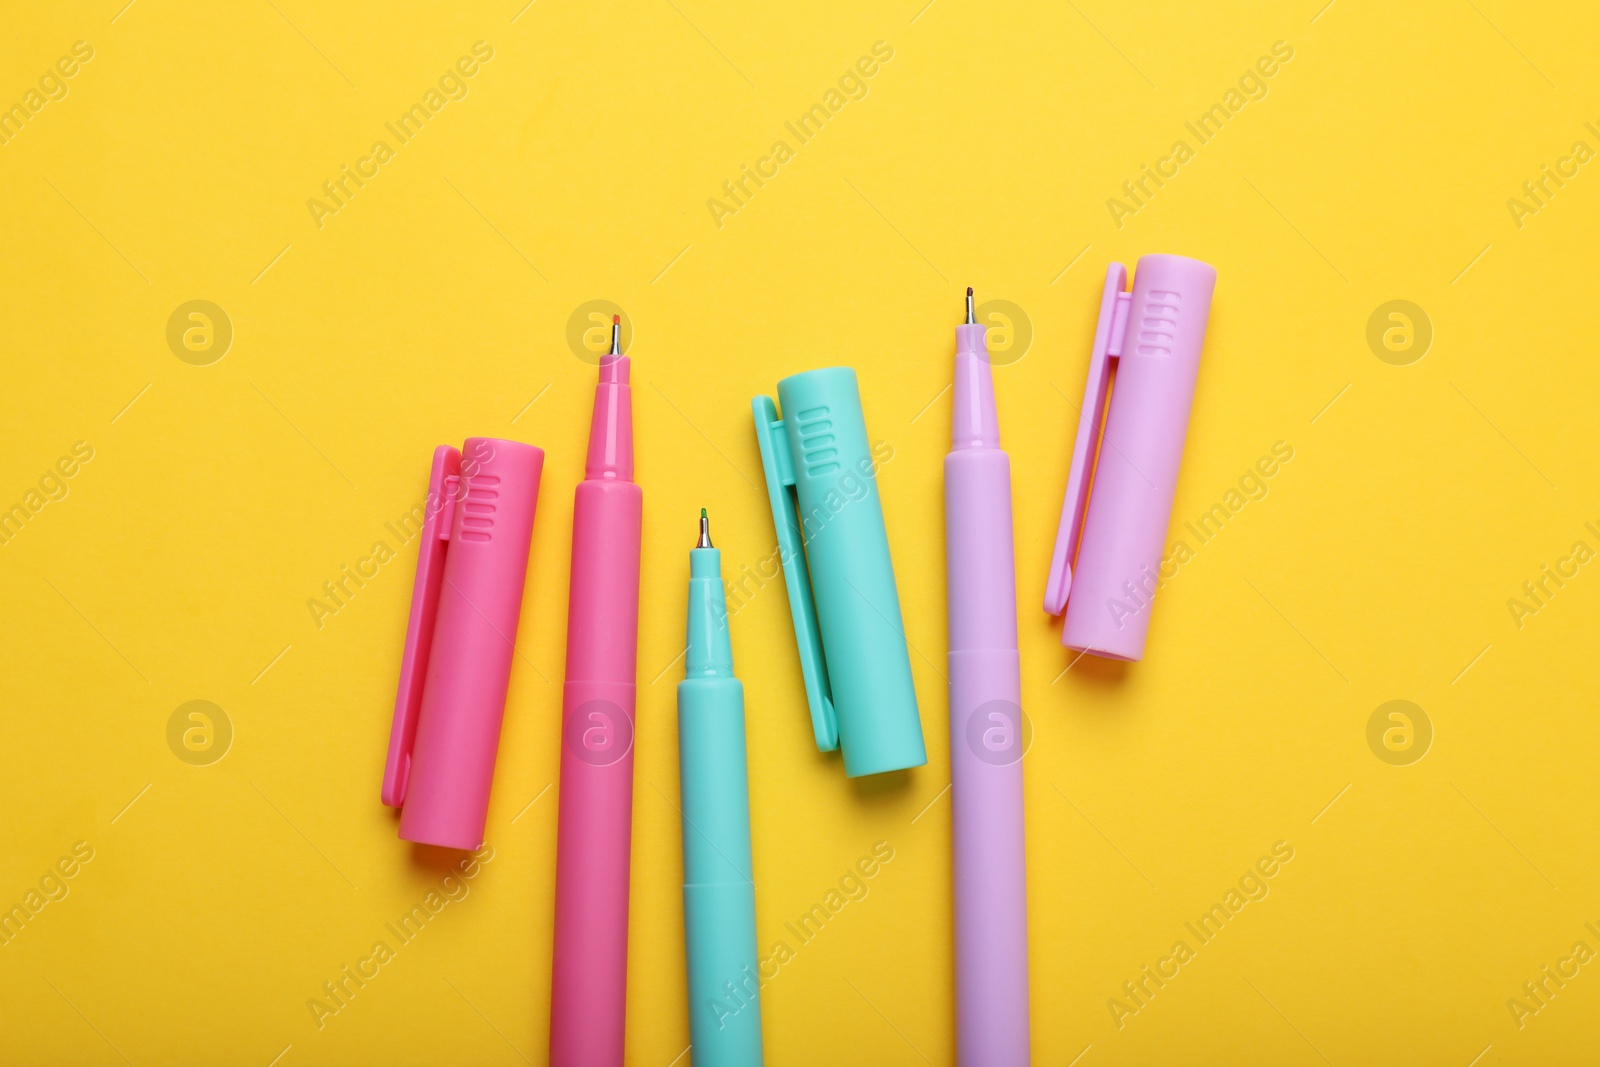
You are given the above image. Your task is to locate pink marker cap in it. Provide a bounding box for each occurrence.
[1045,254,1216,660]
[382,437,544,849]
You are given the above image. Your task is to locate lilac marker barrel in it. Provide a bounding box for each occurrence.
[945,309,1031,1066]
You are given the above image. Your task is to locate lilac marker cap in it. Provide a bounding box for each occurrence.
[1045,254,1217,660]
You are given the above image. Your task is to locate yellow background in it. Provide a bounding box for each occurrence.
[3,0,1598,1063]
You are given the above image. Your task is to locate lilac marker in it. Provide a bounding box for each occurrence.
[945,287,1030,1066]
[1045,254,1217,659]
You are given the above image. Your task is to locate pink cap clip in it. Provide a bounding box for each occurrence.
[1045,254,1216,660]
[382,437,544,849]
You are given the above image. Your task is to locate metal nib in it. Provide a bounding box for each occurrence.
[696,507,712,548]
[965,286,976,325]
[609,314,622,356]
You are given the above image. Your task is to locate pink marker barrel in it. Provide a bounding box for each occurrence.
[549,354,641,1067]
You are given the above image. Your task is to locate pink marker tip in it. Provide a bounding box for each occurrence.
[587,356,633,479]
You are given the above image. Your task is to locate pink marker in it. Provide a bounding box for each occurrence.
[549,318,642,1067]
[945,289,1030,1066]
[383,436,545,850]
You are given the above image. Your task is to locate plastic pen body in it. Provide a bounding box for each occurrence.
[945,319,1031,1066]
[550,353,642,1067]
[678,538,763,1066]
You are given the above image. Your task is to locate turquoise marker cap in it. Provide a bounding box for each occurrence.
[752,367,927,777]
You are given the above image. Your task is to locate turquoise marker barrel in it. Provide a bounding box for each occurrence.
[678,511,763,1066]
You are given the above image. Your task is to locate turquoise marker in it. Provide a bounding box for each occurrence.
[678,509,763,1065]
[752,367,927,777]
